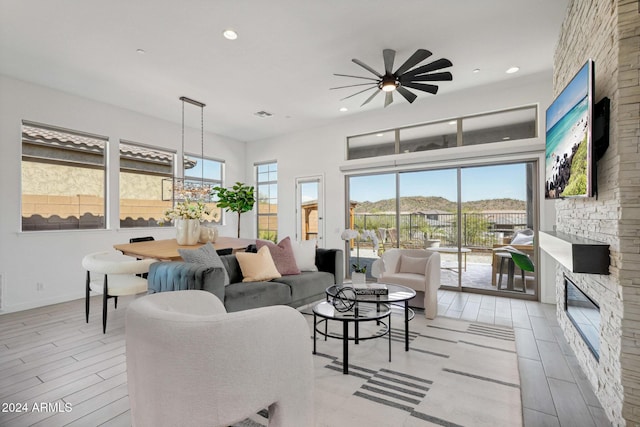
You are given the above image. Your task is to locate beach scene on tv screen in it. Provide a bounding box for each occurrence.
[545,63,590,199]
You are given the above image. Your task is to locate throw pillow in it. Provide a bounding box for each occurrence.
[178,242,230,285]
[399,255,427,275]
[290,239,318,272]
[256,237,301,275]
[511,233,533,245]
[235,246,282,282]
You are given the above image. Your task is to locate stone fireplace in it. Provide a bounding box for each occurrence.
[551,0,640,425]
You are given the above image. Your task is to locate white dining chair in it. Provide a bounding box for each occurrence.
[82,251,156,333]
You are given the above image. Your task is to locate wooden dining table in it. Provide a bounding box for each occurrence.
[113,237,256,261]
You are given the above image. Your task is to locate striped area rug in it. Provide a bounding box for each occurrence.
[237,307,521,427]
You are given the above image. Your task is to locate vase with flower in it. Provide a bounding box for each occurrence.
[340,228,379,284]
[160,199,217,245]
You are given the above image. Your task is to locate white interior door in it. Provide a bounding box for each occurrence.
[296,175,324,247]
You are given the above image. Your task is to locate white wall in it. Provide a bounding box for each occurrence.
[0,70,560,314]
[246,71,558,302]
[0,75,247,313]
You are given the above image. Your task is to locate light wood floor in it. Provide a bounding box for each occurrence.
[0,292,611,426]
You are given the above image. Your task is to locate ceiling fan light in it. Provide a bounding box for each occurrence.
[381,80,398,92]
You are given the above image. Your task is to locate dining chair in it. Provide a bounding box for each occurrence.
[82,251,156,333]
[128,236,155,277]
[129,236,155,243]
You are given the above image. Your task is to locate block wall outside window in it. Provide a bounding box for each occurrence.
[119,141,175,228]
[21,121,106,231]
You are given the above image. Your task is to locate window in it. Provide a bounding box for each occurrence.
[119,141,175,227]
[462,107,537,146]
[21,121,107,231]
[256,162,277,242]
[346,105,537,160]
[184,153,224,223]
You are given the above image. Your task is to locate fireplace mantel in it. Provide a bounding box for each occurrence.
[539,231,610,274]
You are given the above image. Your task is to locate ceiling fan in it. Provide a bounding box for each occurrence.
[332,48,453,107]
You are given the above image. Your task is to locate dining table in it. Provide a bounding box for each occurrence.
[113,237,256,261]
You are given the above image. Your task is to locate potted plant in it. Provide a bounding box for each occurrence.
[211,182,256,238]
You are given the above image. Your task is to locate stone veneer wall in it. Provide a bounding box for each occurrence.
[554,0,639,425]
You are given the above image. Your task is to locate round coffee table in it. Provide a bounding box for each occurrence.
[312,300,391,375]
[325,283,416,351]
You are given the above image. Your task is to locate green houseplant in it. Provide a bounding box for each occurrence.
[211,182,256,238]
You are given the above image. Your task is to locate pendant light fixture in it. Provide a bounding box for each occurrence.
[172,96,208,202]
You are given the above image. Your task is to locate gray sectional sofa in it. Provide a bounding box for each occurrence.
[147,248,343,312]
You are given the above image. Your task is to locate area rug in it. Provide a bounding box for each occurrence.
[237,307,522,427]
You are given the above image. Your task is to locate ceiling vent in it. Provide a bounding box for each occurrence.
[254,111,273,118]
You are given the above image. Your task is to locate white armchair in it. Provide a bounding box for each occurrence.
[125,290,314,427]
[371,249,441,319]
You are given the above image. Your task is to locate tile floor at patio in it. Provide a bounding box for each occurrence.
[356,249,536,296]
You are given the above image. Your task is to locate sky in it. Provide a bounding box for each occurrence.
[348,163,527,203]
[545,61,590,132]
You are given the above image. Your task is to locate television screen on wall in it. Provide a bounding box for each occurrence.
[545,60,594,199]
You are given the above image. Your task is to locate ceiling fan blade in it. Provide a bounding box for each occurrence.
[394,49,432,76]
[383,49,396,75]
[340,86,377,101]
[352,58,382,78]
[330,82,378,90]
[396,86,418,103]
[403,58,453,78]
[401,71,453,83]
[401,82,439,94]
[384,91,394,107]
[361,89,382,106]
[333,73,379,81]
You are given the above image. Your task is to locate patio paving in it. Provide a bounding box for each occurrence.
[353,249,535,295]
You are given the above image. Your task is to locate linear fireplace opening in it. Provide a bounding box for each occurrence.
[564,275,600,361]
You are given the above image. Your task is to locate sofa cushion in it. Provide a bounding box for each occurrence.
[399,255,427,275]
[256,237,300,276]
[236,246,282,282]
[379,272,426,292]
[178,242,230,285]
[274,271,335,303]
[219,254,243,284]
[290,239,318,271]
[224,281,292,312]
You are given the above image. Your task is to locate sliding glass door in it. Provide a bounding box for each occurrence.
[460,163,536,295]
[346,161,538,298]
[347,174,396,279]
[398,169,459,288]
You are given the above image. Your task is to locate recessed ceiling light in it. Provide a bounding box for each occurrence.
[506,66,520,74]
[502,136,511,140]
[136,48,146,54]
[339,107,348,112]
[448,120,457,125]
[376,133,384,137]
[223,29,238,40]
[472,68,480,73]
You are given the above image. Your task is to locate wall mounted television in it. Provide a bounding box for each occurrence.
[545,59,594,199]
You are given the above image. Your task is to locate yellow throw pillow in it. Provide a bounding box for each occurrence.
[236,246,282,282]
